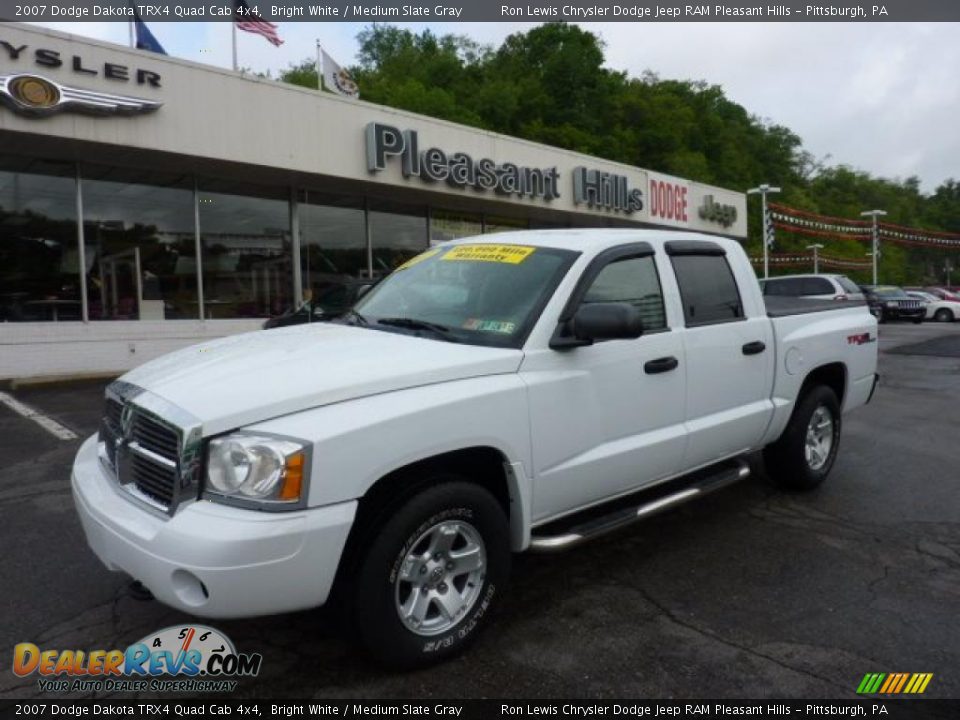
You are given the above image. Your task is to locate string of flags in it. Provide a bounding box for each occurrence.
[768,203,960,248]
[749,252,873,270]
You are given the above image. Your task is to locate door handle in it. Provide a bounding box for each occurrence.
[644,356,679,374]
[742,341,766,355]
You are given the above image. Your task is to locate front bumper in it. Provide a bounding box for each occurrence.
[71,434,357,618]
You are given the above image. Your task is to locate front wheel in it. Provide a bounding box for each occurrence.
[352,480,510,668]
[764,385,842,491]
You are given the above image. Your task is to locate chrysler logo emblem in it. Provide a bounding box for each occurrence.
[0,73,161,117]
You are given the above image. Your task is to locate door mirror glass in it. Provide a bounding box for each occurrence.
[571,302,644,343]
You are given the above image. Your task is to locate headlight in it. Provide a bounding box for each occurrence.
[885,301,897,308]
[205,434,307,507]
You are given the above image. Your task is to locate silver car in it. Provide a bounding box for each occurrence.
[760,273,865,302]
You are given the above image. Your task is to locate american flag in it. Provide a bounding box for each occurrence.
[234,0,283,47]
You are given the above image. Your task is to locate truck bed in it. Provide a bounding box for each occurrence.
[764,296,868,318]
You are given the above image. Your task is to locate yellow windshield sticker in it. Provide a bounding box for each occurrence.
[442,244,536,264]
[396,248,441,271]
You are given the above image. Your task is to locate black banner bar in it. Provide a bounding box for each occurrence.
[1,700,959,720]
[2,0,960,23]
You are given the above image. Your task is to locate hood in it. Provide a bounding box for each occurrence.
[121,324,523,435]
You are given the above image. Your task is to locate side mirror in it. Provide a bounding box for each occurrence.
[312,307,326,318]
[551,302,644,349]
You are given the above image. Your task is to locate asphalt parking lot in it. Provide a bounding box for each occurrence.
[1,321,958,700]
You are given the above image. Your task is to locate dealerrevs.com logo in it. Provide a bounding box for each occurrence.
[12,625,262,693]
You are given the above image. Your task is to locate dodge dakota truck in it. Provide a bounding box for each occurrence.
[72,230,879,667]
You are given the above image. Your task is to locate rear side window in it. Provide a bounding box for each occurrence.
[670,255,744,326]
[764,277,805,296]
[582,255,667,331]
[802,277,835,295]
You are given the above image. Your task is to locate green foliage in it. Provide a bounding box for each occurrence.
[279,23,960,286]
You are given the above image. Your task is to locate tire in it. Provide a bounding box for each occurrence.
[934,308,954,322]
[912,317,924,324]
[352,479,510,668]
[763,385,841,491]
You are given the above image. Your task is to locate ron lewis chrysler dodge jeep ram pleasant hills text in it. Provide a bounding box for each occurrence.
[72,230,879,667]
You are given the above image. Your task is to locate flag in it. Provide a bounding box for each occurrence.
[131,5,166,54]
[234,0,283,47]
[322,49,359,98]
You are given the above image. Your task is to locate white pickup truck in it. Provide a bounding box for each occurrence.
[72,230,879,667]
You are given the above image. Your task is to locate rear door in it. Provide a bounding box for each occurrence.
[522,244,687,521]
[666,241,775,470]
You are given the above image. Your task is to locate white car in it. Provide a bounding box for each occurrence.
[906,291,960,322]
[72,230,879,667]
[760,273,865,302]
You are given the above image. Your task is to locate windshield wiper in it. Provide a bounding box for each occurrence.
[376,317,458,341]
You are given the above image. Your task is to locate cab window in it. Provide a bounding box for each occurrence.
[581,255,667,332]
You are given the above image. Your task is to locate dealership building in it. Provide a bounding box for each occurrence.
[0,23,746,381]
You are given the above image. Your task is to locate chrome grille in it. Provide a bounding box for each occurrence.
[99,383,195,516]
[132,413,179,459]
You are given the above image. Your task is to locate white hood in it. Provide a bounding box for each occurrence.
[122,324,523,435]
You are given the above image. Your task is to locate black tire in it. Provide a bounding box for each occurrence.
[934,308,954,323]
[912,317,924,324]
[763,385,841,491]
[352,479,510,668]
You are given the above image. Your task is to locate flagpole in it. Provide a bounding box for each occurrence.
[128,21,134,48]
[231,23,238,71]
[316,40,322,90]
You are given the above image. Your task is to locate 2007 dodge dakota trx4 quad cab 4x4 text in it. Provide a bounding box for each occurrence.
[72,230,879,667]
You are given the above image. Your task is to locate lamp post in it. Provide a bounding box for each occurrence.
[747,184,781,279]
[945,260,953,288]
[807,243,824,274]
[860,209,887,285]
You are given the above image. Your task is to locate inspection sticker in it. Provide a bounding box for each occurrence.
[396,247,442,271]
[463,319,517,334]
[442,244,536,264]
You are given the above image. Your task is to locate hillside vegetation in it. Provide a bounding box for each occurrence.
[282,23,960,285]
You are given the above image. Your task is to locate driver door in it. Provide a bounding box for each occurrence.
[521,246,688,522]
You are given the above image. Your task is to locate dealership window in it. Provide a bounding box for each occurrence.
[0,159,80,322]
[430,210,483,244]
[198,182,292,319]
[299,191,369,313]
[81,167,197,320]
[484,215,529,235]
[368,199,428,277]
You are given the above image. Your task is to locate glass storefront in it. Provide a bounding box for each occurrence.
[198,184,292,319]
[369,200,428,277]
[0,159,81,322]
[0,157,591,323]
[430,210,483,244]
[81,167,197,320]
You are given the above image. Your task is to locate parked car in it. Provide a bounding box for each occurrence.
[861,285,926,323]
[759,273,864,302]
[263,279,376,329]
[924,286,960,302]
[73,230,878,667]
[906,290,960,322]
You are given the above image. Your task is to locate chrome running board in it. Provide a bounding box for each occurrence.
[528,458,751,552]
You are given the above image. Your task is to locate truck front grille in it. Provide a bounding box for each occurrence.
[100,387,188,515]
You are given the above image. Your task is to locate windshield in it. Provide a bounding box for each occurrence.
[351,242,578,348]
[836,276,861,294]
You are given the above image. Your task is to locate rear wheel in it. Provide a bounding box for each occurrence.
[934,308,954,322]
[764,385,841,491]
[352,479,510,668]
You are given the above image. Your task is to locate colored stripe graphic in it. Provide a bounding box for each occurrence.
[857,673,933,694]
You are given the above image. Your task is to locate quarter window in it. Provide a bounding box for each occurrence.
[581,255,667,331]
[671,254,744,325]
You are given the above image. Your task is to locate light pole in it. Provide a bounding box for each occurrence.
[807,243,824,274]
[747,184,781,279]
[945,260,953,288]
[860,209,887,285]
